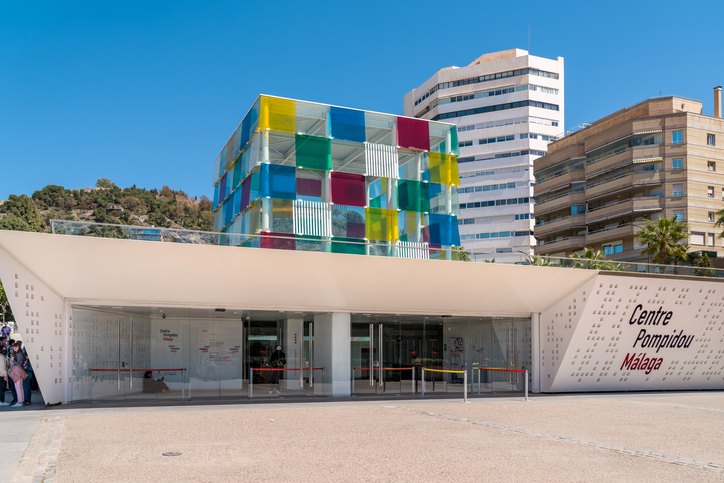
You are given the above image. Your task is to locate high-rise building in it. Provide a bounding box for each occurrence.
[404,49,565,262]
[534,92,724,262]
[212,95,461,258]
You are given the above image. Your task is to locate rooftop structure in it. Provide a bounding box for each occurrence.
[212,95,462,258]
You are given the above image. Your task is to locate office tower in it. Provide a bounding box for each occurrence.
[405,49,564,261]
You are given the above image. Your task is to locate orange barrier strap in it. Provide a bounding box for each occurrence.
[473,367,526,374]
[251,367,323,372]
[90,368,185,372]
[422,368,465,374]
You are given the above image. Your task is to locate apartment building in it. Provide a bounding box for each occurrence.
[404,49,565,261]
[534,91,724,261]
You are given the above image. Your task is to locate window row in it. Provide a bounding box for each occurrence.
[433,100,560,121]
[456,116,559,132]
[459,197,530,209]
[457,149,547,164]
[460,230,532,241]
[458,181,517,194]
[414,67,560,105]
[428,84,560,111]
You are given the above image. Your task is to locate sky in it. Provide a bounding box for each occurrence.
[1,0,723,201]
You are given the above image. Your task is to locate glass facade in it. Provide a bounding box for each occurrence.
[212,95,462,257]
[69,305,530,402]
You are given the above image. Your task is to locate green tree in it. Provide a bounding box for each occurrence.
[0,195,46,232]
[569,247,624,271]
[693,253,715,277]
[637,216,689,265]
[0,280,13,324]
[715,206,724,239]
[451,246,471,262]
[528,255,557,267]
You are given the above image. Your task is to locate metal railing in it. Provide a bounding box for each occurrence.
[48,220,724,278]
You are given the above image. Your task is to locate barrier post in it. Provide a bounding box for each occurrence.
[464,370,468,403]
[524,370,529,402]
[476,368,480,395]
[249,368,254,399]
[421,368,425,397]
[412,367,416,394]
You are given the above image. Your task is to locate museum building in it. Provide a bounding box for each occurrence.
[0,96,722,406]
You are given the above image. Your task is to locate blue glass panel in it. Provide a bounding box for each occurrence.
[223,197,234,227]
[240,114,251,150]
[261,163,296,200]
[428,213,460,246]
[330,106,365,143]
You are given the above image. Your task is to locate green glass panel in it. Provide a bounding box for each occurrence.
[331,236,366,255]
[232,160,243,188]
[296,134,332,170]
[450,126,459,155]
[398,179,429,213]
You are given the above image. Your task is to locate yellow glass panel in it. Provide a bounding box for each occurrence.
[428,152,460,186]
[259,96,296,133]
[365,207,399,241]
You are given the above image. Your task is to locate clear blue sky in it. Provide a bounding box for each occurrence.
[2,0,723,200]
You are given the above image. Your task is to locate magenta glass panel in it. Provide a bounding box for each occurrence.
[331,172,366,207]
[297,177,322,197]
[397,117,430,151]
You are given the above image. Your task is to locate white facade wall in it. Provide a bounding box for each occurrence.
[404,49,565,262]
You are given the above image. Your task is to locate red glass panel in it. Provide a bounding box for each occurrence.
[331,172,366,207]
[260,231,296,250]
[397,117,430,151]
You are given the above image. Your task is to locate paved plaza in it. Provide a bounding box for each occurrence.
[4,392,724,482]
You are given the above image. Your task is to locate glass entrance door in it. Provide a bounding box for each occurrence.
[351,319,419,396]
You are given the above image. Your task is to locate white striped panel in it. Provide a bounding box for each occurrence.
[395,241,429,260]
[365,143,399,179]
[293,200,332,237]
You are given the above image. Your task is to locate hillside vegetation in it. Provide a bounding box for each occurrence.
[0,178,213,233]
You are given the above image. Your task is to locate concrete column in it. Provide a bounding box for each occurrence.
[531,313,541,393]
[284,317,304,390]
[313,312,351,397]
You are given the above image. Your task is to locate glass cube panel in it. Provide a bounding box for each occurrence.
[261,163,296,200]
[259,96,296,133]
[428,152,460,186]
[331,204,365,238]
[428,213,460,246]
[365,112,395,147]
[331,236,366,255]
[331,172,365,207]
[268,131,295,166]
[397,179,429,213]
[260,231,296,250]
[366,207,398,241]
[219,173,228,202]
[397,117,430,151]
[296,102,328,137]
[296,169,324,202]
[232,159,243,189]
[428,122,449,154]
[332,140,366,174]
[368,177,397,210]
[330,106,366,143]
[295,134,332,171]
[269,199,294,234]
[398,150,420,181]
[246,200,262,234]
[398,211,422,242]
[450,126,459,155]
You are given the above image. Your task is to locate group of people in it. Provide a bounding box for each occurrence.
[0,336,34,408]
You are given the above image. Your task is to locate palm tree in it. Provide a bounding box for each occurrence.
[715,206,724,239]
[528,255,557,267]
[637,216,689,265]
[570,247,607,269]
[451,246,471,262]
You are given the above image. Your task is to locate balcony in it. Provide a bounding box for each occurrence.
[536,235,586,255]
[585,171,663,201]
[585,224,637,246]
[585,196,664,224]
[534,214,586,238]
[535,192,586,216]
[535,170,583,195]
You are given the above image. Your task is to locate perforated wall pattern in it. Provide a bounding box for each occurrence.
[540,274,724,392]
[0,248,65,404]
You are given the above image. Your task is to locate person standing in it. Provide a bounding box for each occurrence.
[0,346,9,406]
[17,342,32,405]
[269,345,286,388]
[8,343,27,407]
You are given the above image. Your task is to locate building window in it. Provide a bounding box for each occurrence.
[602,242,624,256]
[673,210,684,221]
[709,212,716,222]
[707,233,715,246]
[707,186,715,198]
[571,204,586,215]
[690,232,705,245]
[672,184,684,197]
[672,158,683,170]
[707,133,716,146]
[707,161,716,171]
[672,131,683,144]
